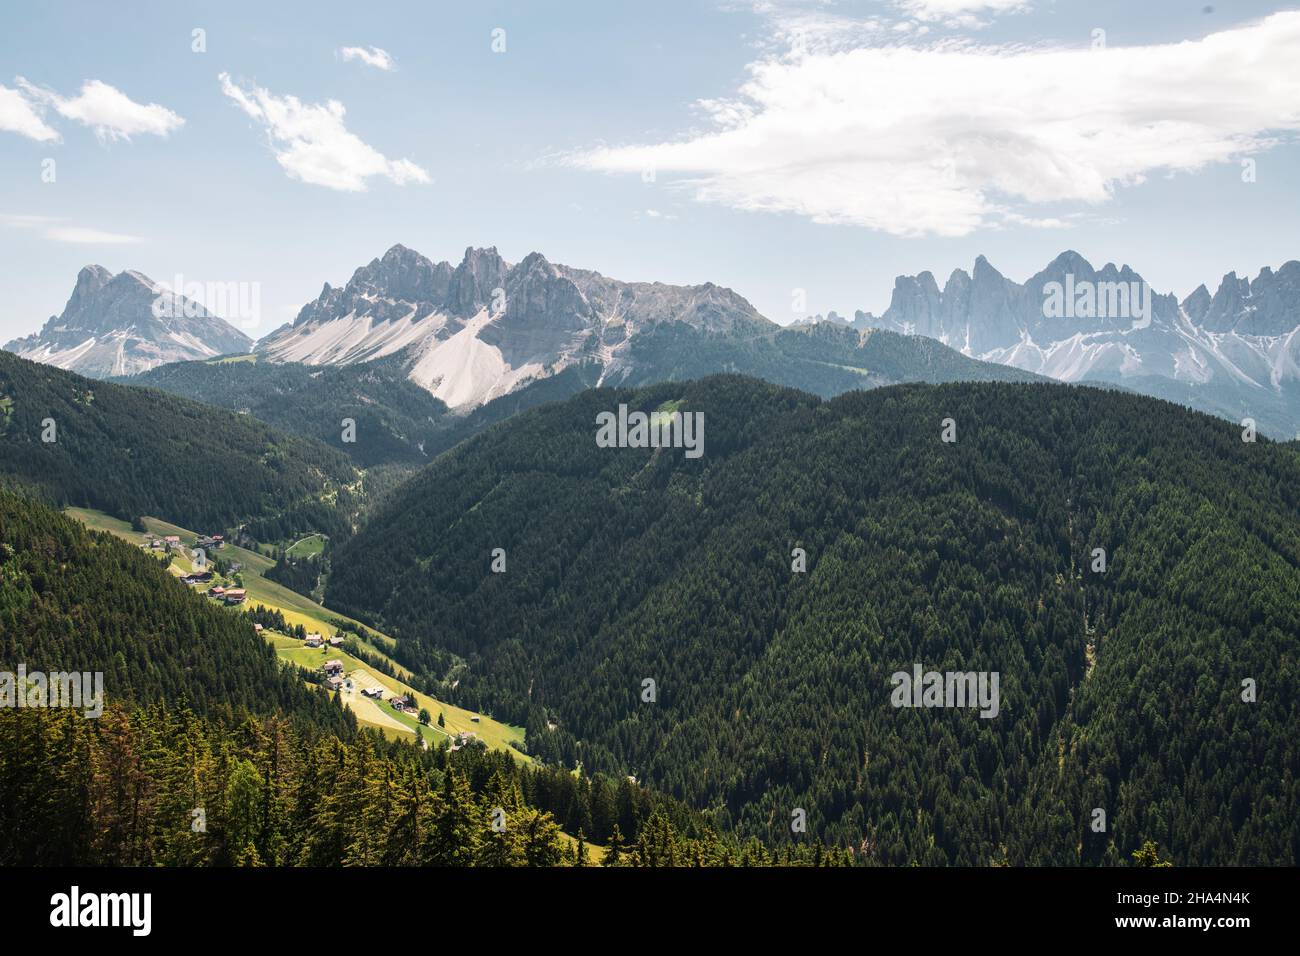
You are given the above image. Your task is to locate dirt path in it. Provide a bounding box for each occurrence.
[342,669,412,735]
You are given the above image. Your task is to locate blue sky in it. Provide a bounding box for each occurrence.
[2,0,1299,342]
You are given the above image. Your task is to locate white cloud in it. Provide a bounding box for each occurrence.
[338,45,396,71]
[16,78,183,141]
[218,73,429,192]
[745,1,892,53]
[0,83,59,141]
[43,226,143,244]
[571,12,1300,238]
[1,213,143,244]
[0,214,59,228]
[896,0,1031,28]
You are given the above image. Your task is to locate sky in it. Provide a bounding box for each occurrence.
[2,0,1299,343]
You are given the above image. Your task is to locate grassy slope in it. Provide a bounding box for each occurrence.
[285,533,327,558]
[66,506,528,760]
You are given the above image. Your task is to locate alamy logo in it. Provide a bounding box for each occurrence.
[890,664,1000,718]
[595,403,704,459]
[50,886,151,936]
[0,664,103,718]
[152,274,261,329]
[1042,275,1152,328]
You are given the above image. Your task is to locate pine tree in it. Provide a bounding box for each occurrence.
[603,824,625,867]
[424,769,480,866]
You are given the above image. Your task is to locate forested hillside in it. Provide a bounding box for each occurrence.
[329,375,1300,865]
[122,356,452,467]
[0,702,853,867]
[1,487,847,866]
[0,351,358,533]
[124,355,607,467]
[118,325,1038,471]
[0,490,352,731]
[619,322,1043,394]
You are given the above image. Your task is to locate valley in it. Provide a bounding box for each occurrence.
[63,506,529,758]
[4,321,1297,867]
[329,375,1300,864]
[8,0,1299,892]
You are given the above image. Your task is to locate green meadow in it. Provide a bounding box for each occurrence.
[66,506,529,761]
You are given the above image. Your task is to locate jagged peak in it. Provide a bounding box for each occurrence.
[76,263,113,282]
[513,250,554,273]
[942,268,972,295]
[122,269,158,290]
[971,254,1007,281]
[1044,249,1092,271]
[459,245,504,266]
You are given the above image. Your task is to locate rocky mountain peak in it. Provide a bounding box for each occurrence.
[4,265,252,378]
[447,246,508,316]
[72,263,113,299]
[1182,284,1212,323]
[501,252,590,328]
[1195,260,1300,335]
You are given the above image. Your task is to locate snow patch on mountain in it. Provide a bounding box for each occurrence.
[4,266,252,378]
[254,244,767,410]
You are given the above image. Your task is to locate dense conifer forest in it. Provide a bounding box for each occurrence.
[117,325,1035,471]
[0,703,854,867]
[122,357,452,468]
[0,490,352,731]
[3,354,1296,866]
[0,351,359,533]
[0,488,843,866]
[123,353,608,467]
[329,376,1300,865]
[620,322,1043,395]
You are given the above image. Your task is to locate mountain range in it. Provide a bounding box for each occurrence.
[328,374,1300,863]
[3,265,252,378]
[7,246,1300,438]
[255,243,772,410]
[2,300,1297,865]
[0,349,358,535]
[846,251,1300,436]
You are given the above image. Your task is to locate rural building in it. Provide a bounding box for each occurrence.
[323,676,343,691]
[304,636,323,648]
[224,588,247,605]
[322,660,344,676]
[328,636,345,647]
[450,732,479,753]
[390,694,413,711]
